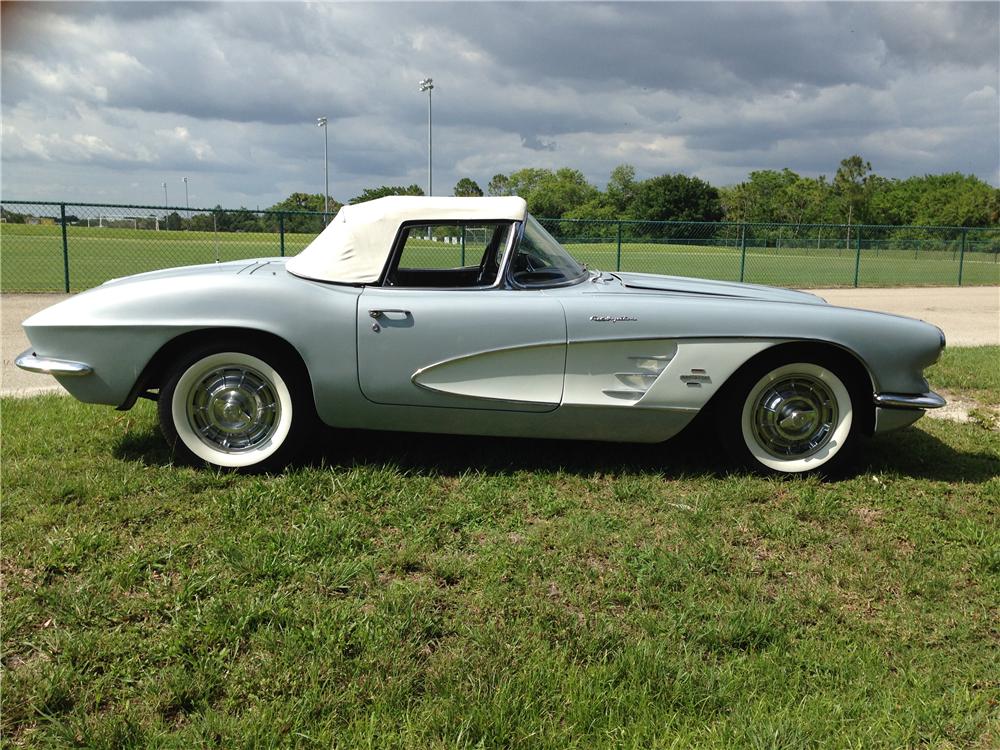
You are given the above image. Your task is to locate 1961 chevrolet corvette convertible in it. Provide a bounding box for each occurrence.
[17,196,946,474]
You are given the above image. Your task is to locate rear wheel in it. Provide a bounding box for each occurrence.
[719,356,862,476]
[158,344,312,471]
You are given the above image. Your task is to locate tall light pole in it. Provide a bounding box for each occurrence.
[183,177,189,209]
[316,117,329,218]
[419,78,434,196]
[162,182,168,207]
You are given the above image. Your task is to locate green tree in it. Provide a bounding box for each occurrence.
[798,175,837,225]
[265,192,341,232]
[605,164,638,216]
[901,173,997,227]
[0,207,28,223]
[988,188,1000,225]
[187,211,216,232]
[722,169,841,226]
[833,155,874,226]
[507,168,553,199]
[563,198,620,222]
[631,173,723,223]
[487,173,512,196]
[719,183,753,224]
[211,207,261,233]
[453,178,483,197]
[350,185,425,204]
[268,192,338,213]
[525,168,599,218]
[165,211,183,231]
[484,168,599,218]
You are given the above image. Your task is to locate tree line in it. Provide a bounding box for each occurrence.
[310,155,997,228]
[2,155,994,232]
[475,156,998,228]
[156,154,1000,233]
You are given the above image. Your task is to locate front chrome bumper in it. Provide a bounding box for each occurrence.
[873,391,946,410]
[15,349,93,377]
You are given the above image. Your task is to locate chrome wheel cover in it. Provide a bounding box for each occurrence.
[186,366,280,453]
[750,374,838,459]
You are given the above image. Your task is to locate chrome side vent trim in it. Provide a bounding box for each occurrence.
[615,372,659,389]
[601,389,645,401]
[602,353,674,401]
[629,355,673,372]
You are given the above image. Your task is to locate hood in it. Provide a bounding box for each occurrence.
[613,272,827,305]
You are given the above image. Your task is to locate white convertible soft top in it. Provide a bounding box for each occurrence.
[286,195,528,284]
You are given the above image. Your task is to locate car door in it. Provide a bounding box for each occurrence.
[357,288,566,412]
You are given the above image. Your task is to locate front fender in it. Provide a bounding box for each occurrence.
[21,267,363,414]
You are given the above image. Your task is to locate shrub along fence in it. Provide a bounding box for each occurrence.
[1,200,997,292]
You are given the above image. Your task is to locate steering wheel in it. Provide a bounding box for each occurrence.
[512,252,540,275]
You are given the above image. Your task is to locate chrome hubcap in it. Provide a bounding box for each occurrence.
[752,374,838,458]
[187,367,279,452]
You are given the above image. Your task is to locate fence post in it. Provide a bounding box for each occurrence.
[616,221,622,271]
[739,223,747,282]
[460,226,465,266]
[60,203,70,292]
[213,212,219,264]
[958,228,967,286]
[279,212,285,257]
[853,225,862,287]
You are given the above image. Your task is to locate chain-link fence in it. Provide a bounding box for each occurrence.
[538,218,1000,289]
[2,200,998,292]
[0,201,329,292]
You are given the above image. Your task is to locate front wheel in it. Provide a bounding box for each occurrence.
[718,358,862,476]
[158,344,313,471]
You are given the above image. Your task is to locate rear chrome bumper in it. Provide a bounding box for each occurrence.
[873,391,946,410]
[15,349,93,377]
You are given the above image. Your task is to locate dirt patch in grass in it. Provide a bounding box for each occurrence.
[927,389,1000,429]
[851,507,884,527]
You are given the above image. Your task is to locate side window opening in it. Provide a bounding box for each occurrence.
[385,222,512,288]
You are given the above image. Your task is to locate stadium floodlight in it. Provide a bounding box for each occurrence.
[418,78,434,196]
[183,177,189,209]
[317,117,329,218]
[161,182,168,208]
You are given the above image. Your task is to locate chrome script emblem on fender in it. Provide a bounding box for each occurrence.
[590,315,637,323]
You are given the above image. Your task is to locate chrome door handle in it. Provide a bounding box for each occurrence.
[368,309,410,318]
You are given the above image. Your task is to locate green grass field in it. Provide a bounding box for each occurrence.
[926,345,1000,407]
[2,223,997,291]
[2,347,998,747]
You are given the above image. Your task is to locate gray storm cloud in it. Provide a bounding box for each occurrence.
[1,1,996,207]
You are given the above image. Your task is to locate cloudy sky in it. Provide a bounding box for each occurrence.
[2,1,997,210]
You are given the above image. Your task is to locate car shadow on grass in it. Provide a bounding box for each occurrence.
[856,425,999,483]
[114,419,999,483]
[306,423,999,483]
[313,426,721,478]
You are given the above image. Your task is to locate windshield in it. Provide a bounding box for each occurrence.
[509,215,589,287]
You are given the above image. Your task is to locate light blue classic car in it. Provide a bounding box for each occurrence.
[17,196,945,474]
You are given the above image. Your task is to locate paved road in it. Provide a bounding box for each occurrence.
[812,286,999,348]
[3,287,998,397]
[2,294,76,397]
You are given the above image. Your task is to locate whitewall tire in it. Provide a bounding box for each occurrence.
[719,355,862,476]
[159,344,311,471]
